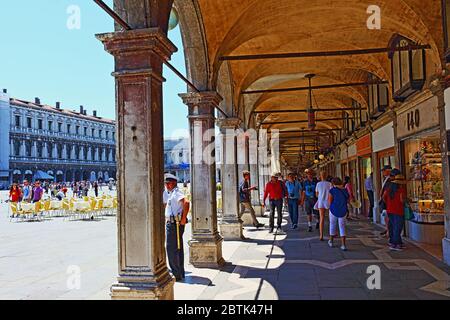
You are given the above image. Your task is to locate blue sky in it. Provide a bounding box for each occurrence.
[0,0,189,138]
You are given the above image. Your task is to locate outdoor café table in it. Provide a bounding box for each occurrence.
[50,200,62,210]
[72,200,90,211]
[102,198,114,208]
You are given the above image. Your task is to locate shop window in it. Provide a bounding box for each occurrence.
[443,0,450,62]
[367,73,389,118]
[388,34,426,102]
[403,132,444,219]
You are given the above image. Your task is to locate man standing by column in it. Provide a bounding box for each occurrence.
[163,174,190,282]
[263,173,286,233]
[239,170,264,229]
[365,172,374,221]
[301,169,319,232]
[285,172,302,229]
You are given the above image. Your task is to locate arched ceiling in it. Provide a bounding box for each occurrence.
[188,0,444,167]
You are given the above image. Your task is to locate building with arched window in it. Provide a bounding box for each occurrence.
[0,92,117,185]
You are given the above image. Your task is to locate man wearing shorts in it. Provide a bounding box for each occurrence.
[301,169,319,232]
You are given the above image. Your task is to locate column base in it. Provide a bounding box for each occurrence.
[241,212,255,226]
[110,275,175,300]
[219,219,244,240]
[443,237,450,266]
[189,236,225,268]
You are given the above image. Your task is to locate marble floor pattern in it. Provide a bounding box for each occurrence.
[0,191,449,300]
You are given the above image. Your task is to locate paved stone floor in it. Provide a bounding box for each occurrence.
[1,190,449,300]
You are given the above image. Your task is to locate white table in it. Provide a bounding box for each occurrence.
[72,201,90,211]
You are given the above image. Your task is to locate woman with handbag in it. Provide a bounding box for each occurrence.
[382,173,407,251]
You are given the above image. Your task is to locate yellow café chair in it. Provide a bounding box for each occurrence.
[33,201,43,222]
[61,199,71,219]
[42,200,52,218]
[10,202,23,222]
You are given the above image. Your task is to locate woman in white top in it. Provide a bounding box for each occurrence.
[315,171,333,241]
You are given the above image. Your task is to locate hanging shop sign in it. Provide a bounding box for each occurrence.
[397,96,439,139]
[372,122,395,152]
[356,134,372,156]
[348,143,357,158]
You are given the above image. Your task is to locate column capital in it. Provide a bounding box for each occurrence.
[179,92,223,109]
[96,28,177,61]
[217,117,241,130]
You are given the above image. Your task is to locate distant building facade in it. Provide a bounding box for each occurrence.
[164,137,190,182]
[0,90,117,185]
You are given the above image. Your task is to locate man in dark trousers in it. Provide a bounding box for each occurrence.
[263,173,287,233]
[239,170,264,229]
[163,173,190,282]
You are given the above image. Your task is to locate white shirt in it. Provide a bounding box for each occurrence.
[163,187,185,218]
[315,181,332,209]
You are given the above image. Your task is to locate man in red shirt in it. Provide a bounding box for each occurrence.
[263,173,287,233]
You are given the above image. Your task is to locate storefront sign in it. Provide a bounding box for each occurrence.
[348,144,357,157]
[372,122,394,152]
[397,96,439,139]
[356,134,372,156]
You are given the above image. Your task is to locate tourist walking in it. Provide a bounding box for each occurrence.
[239,171,264,229]
[379,165,392,236]
[315,171,332,240]
[301,169,319,232]
[93,181,99,197]
[285,172,302,229]
[263,173,286,233]
[344,176,357,219]
[32,181,44,203]
[328,177,350,251]
[163,173,190,281]
[365,172,374,220]
[382,172,407,251]
[9,183,22,204]
[22,180,32,203]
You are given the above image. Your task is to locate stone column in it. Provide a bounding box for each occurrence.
[217,118,244,240]
[258,129,270,211]
[249,129,262,216]
[433,80,450,266]
[97,27,177,300]
[237,131,250,176]
[179,92,225,268]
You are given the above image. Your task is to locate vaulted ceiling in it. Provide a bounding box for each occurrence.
[179,0,445,167]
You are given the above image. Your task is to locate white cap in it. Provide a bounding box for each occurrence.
[164,173,178,182]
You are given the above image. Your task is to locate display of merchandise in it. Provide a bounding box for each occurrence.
[405,136,444,216]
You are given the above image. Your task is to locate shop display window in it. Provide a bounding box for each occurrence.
[404,132,444,217]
